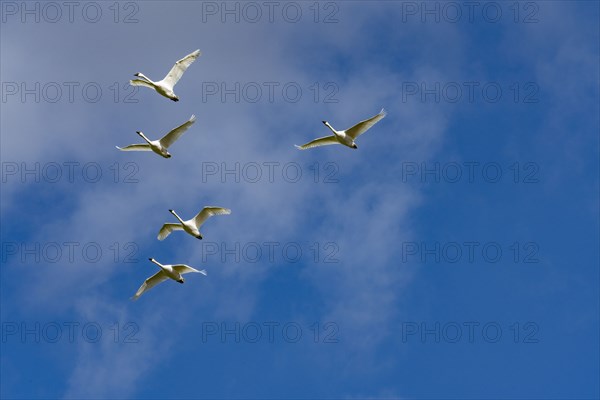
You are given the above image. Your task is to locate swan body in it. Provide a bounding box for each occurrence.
[131,258,207,300]
[295,109,386,150]
[158,206,231,240]
[130,49,201,101]
[116,115,196,158]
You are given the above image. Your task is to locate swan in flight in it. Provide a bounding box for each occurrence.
[116,115,196,158]
[158,206,231,240]
[295,109,386,150]
[130,49,201,101]
[131,258,207,300]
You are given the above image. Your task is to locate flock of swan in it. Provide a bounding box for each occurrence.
[120,49,386,300]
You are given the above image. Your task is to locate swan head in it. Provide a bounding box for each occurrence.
[165,153,172,158]
[352,143,358,149]
[148,257,153,261]
[178,278,184,284]
[196,234,203,240]
[134,72,141,77]
[171,96,180,102]
[322,121,327,125]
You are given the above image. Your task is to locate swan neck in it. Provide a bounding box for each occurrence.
[138,132,151,144]
[325,122,337,134]
[138,73,153,84]
[171,211,185,224]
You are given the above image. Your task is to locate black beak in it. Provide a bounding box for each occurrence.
[322,121,327,124]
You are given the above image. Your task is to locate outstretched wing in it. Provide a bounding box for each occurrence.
[129,79,155,89]
[193,206,231,228]
[162,49,201,88]
[172,264,207,276]
[345,109,386,139]
[116,144,152,151]
[159,115,196,148]
[131,271,169,301]
[294,135,339,150]
[157,223,183,241]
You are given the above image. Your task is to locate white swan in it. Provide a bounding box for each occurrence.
[158,206,231,240]
[295,109,386,150]
[116,115,196,158]
[131,258,207,300]
[130,49,201,101]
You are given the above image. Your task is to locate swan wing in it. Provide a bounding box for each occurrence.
[295,135,338,150]
[162,49,201,88]
[159,115,196,148]
[158,223,183,240]
[193,206,231,228]
[345,109,386,139]
[173,264,207,276]
[131,271,169,300]
[116,144,152,151]
[130,79,155,89]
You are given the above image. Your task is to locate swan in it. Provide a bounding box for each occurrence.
[158,206,231,240]
[116,115,196,158]
[130,49,201,101]
[295,109,386,150]
[131,258,207,300]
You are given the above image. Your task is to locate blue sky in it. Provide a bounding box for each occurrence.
[1,1,598,399]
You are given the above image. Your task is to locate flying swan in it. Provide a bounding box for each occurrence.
[130,49,201,101]
[158,206,231,240]
[116,115,196,158]
[131,258,207,300]
[295,109,386,150]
